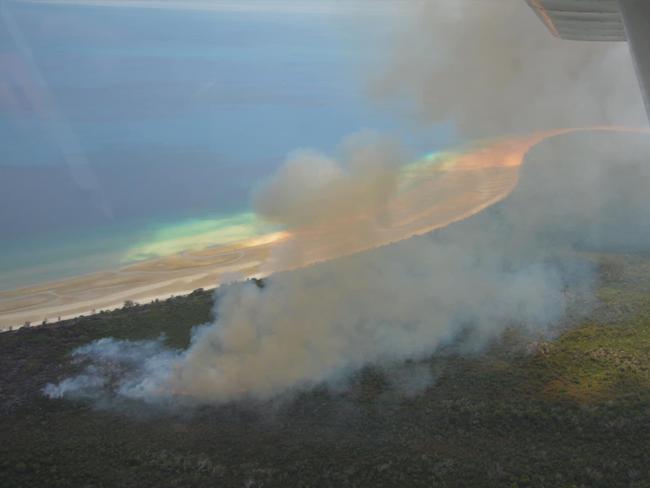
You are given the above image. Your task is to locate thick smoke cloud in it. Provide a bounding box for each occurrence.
[43,0,650,407]
[254,133,402,231]
[44,227,569,404]
[253,132,406,269]
[372,0,646,136]
[44,131,650,406]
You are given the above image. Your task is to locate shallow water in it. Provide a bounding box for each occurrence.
[0,2,450,289]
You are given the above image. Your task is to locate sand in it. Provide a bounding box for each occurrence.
[4,128,633,331]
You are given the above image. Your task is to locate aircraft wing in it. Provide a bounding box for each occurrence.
[526,0,650,120]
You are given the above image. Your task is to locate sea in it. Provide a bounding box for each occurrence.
[0,1,452,290]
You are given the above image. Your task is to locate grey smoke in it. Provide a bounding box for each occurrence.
[372,0,646,136]
[43,337,179,402]
[44,130,650,406]
[44,234,569,405]
[253,132,408,270]
[254,132,403,232]
[43,0,650,407]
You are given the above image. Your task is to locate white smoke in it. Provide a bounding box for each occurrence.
[43,0,650,406]
[254,133,402,231]
[253,132,407,270]
[44,243,567,404]
[43,142,578,405]
[372,0,645,136]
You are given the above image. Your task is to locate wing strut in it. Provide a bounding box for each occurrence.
[619,0,650,121]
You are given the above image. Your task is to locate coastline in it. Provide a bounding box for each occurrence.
[4,129,609,331]
[0,160,521,331]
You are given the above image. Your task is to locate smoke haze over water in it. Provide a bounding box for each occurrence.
[43,0,650,407]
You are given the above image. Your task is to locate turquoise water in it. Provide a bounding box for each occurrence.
[0,2,452,290]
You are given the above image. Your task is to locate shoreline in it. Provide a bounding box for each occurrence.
[5,128,632,332]
[0,159,520,331]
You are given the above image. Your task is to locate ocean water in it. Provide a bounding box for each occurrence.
[0,1,450,290]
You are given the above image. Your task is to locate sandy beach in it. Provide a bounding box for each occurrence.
[1,130,604,330]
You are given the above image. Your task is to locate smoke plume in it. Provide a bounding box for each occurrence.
[253,132,407,269]
[43,1,650,407]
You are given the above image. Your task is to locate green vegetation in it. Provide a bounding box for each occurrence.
[1,255,650,487]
